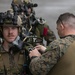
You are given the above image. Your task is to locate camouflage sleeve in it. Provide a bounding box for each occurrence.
[43,24,56,45]
[29,38,72,75]
[29,40,60,75]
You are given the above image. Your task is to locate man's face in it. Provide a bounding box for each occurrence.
[3,26,19,43]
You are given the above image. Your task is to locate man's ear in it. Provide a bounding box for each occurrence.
[60,24,65,30]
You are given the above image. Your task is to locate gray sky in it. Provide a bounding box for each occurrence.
[0,0,75,38]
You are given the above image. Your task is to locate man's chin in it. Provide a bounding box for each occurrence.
[7,39,15,43]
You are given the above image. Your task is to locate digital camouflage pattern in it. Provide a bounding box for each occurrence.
[29,35,75,75]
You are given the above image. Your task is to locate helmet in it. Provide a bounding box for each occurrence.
[0,12,22,38]
[24,0,30,3]
[13,0,19,4]
[0,11,22,27]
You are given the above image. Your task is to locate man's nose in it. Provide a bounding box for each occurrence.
[8,28,13,33]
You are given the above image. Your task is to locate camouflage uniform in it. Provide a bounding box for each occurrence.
[0,42,33,75]
[35,18,56,46]
[0,11,32,75]
[0,44,25,75]
[29,35,75,75]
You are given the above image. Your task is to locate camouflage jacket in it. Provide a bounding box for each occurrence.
[0,44,26,75]
[29,35,75,75]
[35,23,56,45]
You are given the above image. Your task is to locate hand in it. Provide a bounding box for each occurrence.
[29,48,41,59]
[34,45,46,52]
